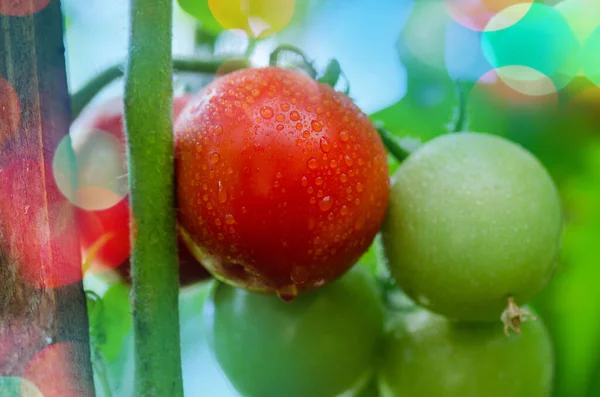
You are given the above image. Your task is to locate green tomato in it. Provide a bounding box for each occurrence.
[381,132,562,321]
[204,267,385,397]
[377,309,554,397]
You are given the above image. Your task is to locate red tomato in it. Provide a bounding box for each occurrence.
[174,67,389,298]
[73,95,209,285]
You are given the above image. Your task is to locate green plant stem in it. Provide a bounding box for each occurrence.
[452,80,467,133]
[71,57,246,120]
[376,126,412,162]
[124,0,184,396]
[269,44,318,78]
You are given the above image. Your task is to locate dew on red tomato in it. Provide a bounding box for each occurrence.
[276,285,298,302]
[290,110,300,121]
[307,158,318,169]
[311,120,323,132]
[210,152,220,164]
[318,196,333,212]
[260,106,273,119]
[319,137,331,153]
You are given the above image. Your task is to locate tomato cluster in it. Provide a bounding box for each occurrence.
[70,65,561,396]
[168,67,562,396]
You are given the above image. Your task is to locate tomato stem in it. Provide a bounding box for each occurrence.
[500,296,537,336]
[452,80,467,133]
[269,44,318,78]
[375,124,413,162]
[124,0,184,395]
[71,57,250,120]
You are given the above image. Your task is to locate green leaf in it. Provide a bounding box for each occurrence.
[317,59,342,88]
[98,283,133,362]
[178,0,223,34]
[533,141,600,397]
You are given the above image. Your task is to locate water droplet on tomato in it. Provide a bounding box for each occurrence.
[225,214,235,225]
[277,284,298,302]
[340,130,349,142]
[291,266,309,284]
[307,186,314,194]
[276,172,282,179]
[311,120,323,132]
[296,122,303,130]
[356,182,364,192]
[276,124,284,131]
[329,159,337,168]
[215,125,223,135]
[307,158,318,169]
[290,110,300,121]
[301,176,308,186]
[281,103,290,111]
[260,106,274,119]
[319,137,331,153]
[218,181,228,203]
[319,196,333,212]
[344,155,353,167]
[340,174,348,183]
[302,130,310,138]
[210,152,220,164]
[340,205,349,216]
[215,218,222,226]
[354,216,365,230]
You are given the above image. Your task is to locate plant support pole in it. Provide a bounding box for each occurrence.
[124,0,184,396]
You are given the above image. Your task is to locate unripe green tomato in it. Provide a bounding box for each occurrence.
[377,309,554,397]
[204,267,385,397]
[381,132,562,321]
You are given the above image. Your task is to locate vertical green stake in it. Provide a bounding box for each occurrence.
[124,0,184,396]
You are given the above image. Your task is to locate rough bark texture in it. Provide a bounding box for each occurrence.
[0,1,95,394]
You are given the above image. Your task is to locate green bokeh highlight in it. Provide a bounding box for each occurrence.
[582,27,600,86]
[482,4,580,91]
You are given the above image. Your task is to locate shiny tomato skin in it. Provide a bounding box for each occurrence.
[174,67,390,295]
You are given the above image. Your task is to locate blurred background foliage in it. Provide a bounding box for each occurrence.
[62,0,599,396]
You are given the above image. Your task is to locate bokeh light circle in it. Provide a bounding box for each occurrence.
[0,77,21,145]
[0,0,50,16]
[53,129,129,211]
[215,57,253,77]
[23,342,87,397]
[496,65,559,97]
[208,0,295,39]
[472,68,559,109]
[446,0,534,32]
[582,27,600,86]
[482,3,581,91]
[555,0,600,44]
[0,377,43,397]
[399,0,450,70]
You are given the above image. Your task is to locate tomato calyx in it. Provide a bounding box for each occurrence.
[501,296,537,336]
